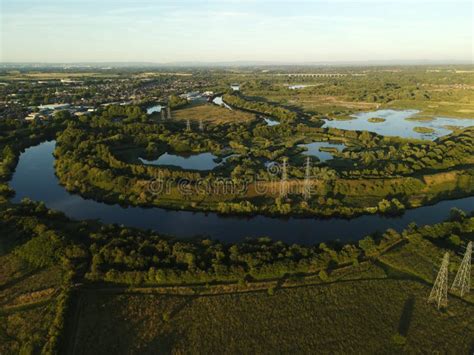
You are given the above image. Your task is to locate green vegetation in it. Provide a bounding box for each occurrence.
[236,68,474,119]
[51,105,474,217]
[85,224,361,285]
[0,201,88,354]
[168,94,188,109]
[1,65,473,353]
[69,278,473,354]
[223,93,301,123]
[0,195,473,353]
[173,102,256,124]
[368,117,386,123]
[413,126,435,134]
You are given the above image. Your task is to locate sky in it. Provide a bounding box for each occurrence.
[0,0,472,63]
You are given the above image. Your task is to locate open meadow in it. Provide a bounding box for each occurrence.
[173,102,256,124]
[67,277,474,354]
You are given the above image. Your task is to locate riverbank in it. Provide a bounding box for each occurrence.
[9,141,474,243]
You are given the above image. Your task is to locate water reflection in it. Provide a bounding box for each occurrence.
[323,109,473,140]
[9,141,474,245]
[139,152,221,171]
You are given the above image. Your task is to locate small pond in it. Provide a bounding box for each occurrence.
[212,96,232,110]
[288,84,316,90]
[298,142,346,162]
[139,152,222,171]
[146,105,162,114]
[264,117,280,126]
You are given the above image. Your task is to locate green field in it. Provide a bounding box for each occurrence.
[67,277,473,354]
[173,102,256,124]
[385,98,474,119]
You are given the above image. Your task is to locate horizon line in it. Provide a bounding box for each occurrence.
[1,59,473,66]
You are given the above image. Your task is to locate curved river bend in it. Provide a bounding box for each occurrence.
[9,141,474,245]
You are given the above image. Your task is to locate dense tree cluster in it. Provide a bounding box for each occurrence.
[168,94,188,109]
[86,225,361,284]
[223,93,299,122]
[339,127,474,177]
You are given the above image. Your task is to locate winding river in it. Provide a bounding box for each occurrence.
[9,141,474,245]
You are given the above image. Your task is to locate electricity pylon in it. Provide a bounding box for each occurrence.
[279,158,289,198]
[186,119,191,132]
[428,252,449,310]
[167,106,172,119]
[451,241,472,297]
[303,157,312,200]
[199,118,204,131]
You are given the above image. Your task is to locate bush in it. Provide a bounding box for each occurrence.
[449,208,466,222]
[14,231,64,268]
[449,234,462,246]
[318,270,329,282]
[392,333,407,346]
[267,287,275,296]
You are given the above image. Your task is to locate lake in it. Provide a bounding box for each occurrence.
[9,141,474,245]
[322,109,474,140]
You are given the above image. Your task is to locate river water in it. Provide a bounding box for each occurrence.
[9,141,474,245]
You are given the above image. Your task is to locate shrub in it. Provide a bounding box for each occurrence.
[392,333,407,346]
[319,270,329,282]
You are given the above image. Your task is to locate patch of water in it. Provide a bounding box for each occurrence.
[323,109,473,140]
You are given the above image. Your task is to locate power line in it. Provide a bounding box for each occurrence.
[451,241,472,297]
[428,252,449,310]
[279,157,288,198]
[303,156,311,200]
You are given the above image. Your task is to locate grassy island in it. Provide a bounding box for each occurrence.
[368,117,386,123]
[413,126,435,134]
